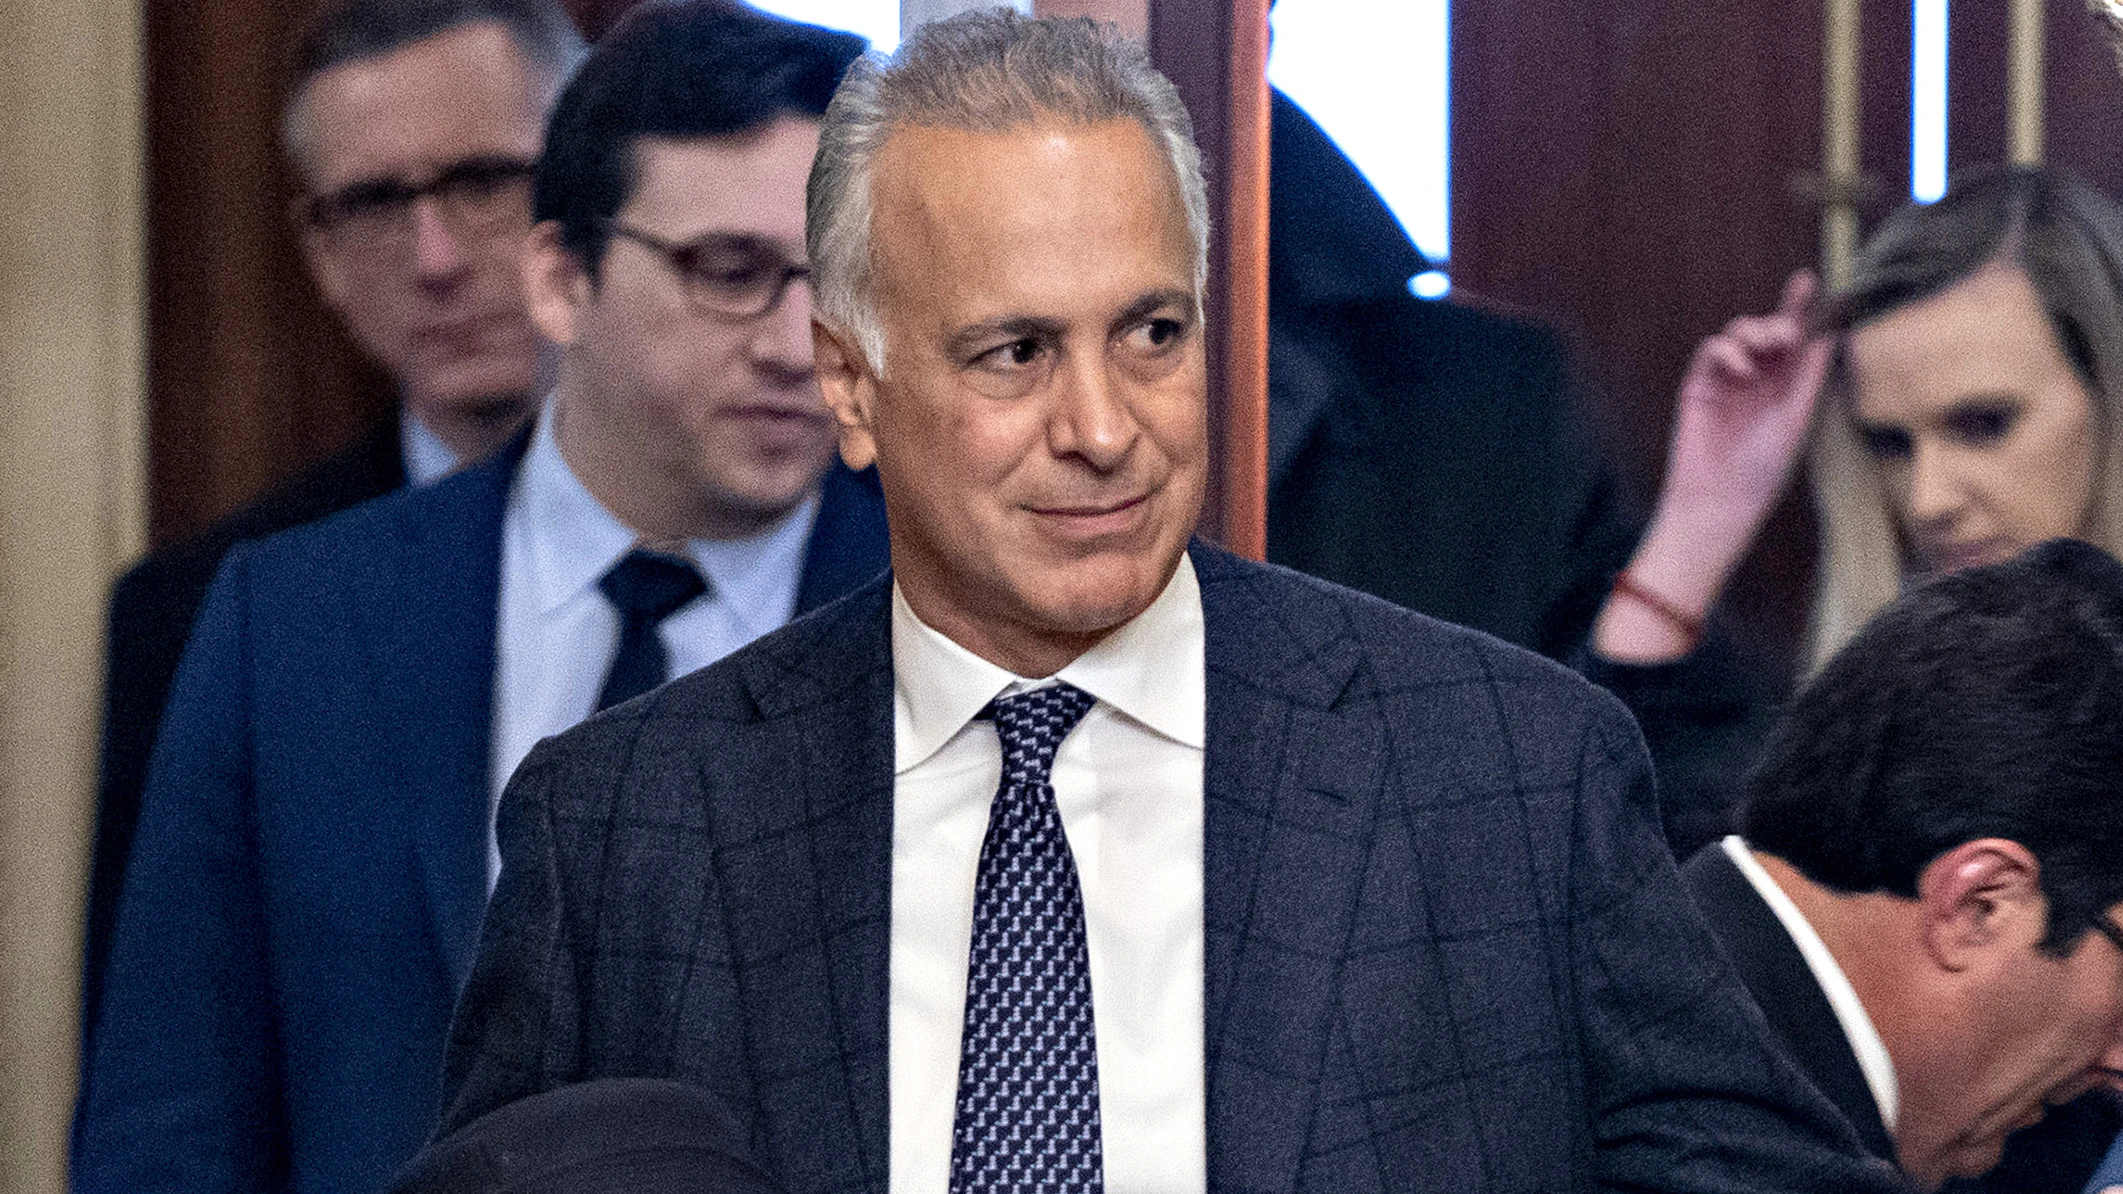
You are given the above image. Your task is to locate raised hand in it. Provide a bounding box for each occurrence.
[1662,269,1834,530]
[1594,269,1834,663]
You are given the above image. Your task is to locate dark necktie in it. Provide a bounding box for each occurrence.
[595,549,708,711]
[949,682,1104,1194]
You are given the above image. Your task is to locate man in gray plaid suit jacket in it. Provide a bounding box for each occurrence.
[431,12,1910,1193]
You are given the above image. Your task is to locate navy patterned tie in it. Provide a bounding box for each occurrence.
[595,549,708,711]
[949,682,1104,1194]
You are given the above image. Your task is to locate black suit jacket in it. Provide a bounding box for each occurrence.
[1681,844,2122,1193]
[1257,94,1786,862]
[1263,90,1637,665]
[1680,843,1895,1156]
[84,414,407,1035]
[436,543,1905,1193]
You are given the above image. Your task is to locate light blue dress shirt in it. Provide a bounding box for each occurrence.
[486,400,819,881]
[399,411,461,487]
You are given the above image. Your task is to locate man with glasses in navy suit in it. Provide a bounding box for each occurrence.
[74,9,884,1194]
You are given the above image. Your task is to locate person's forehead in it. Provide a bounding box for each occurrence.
[617,122,820,247]
[296,21,546,189]
[1847,264,2066,408]
[873,117,1178,217]
[866,117,1193,311]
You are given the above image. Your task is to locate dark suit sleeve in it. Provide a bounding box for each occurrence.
[85,539,237,1040]
[85,420,405,1040]
[431,734,594,1138]
[1567,694,1909,1194]
[1575,642,1780,859]
[73,546,288,1194]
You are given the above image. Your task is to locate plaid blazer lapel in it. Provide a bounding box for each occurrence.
[1193,543,1381,1193]
[723,580,896,1193]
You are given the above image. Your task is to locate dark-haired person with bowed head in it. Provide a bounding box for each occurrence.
[1683,538,2123,1194]
[72,7,886,1193]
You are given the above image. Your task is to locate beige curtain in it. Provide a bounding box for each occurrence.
[0,0,146,1186]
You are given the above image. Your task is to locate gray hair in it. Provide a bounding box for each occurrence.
[806,8,1210,374]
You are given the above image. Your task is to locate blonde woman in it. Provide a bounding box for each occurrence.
[1587,165,2123,845]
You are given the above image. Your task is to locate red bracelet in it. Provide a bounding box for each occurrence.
[1611,571,1704,648]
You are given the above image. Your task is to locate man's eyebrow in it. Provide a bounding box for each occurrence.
[1113,289,1198,329]
[945,315,1068,358]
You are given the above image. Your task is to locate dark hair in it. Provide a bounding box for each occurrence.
[284,0,586,166]
[533,1,865,278]
[1745,538,2123,953]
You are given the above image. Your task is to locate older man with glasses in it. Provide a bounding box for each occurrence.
[72,7,886,1194]
[85,0,577,1047]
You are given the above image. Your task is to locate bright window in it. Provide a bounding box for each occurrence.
[747,0,902,53]
[1912,0,1949,202]
[1267,0,1451,291]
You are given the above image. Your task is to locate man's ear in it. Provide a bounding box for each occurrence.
[522,220,592,348]
[813,318,879,471]
[1917,838,2048,973]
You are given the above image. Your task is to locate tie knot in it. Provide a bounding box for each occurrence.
[981,682,1097,781]
[598,549,708,624]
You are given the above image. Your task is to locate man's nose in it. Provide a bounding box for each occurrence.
[1048,351,1139,472]
[409,198,472,288]
[746,276,816,385]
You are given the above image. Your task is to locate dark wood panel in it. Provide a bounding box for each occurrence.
[2040,0,2123,198]
[1150,0,1271,555]
[145,0,397,547]
[1936,0,2123,194]
[1449,0,1913,666]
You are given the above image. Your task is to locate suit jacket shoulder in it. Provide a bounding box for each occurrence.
[1194,542,1643,757]
[1679,843,1894,1157]
[794,463,890,614]
[85,415,407,1041]
[76,437,522,1194]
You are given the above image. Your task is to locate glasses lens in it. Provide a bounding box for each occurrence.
[428,158,535,231]
[309,157,533,247]
[311,179,416,233]
[670,238,807,318]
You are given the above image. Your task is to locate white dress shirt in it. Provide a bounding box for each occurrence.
[1721,835,1900,1132]
[890,557,1208,1194]
[400,410,462,487]
[489,400,819,880]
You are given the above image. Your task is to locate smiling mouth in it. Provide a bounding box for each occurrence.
[1030,493,1150,519]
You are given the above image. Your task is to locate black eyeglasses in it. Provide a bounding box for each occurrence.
[304,155,537,243]
[601,221,811,320]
